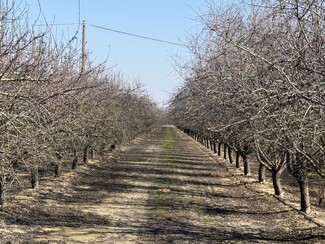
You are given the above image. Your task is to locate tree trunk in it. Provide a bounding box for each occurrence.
[258,163,266,183]
[298,179,311,214]
[55,163,61,177]
[218,142,221,156]
[243,154,250,176]
[319,186,324,206]
[0,178,5,209]
[99,143,105,157]
[213,141,217,154]
[287,157,311,214]
[223,143,227,160]
[235,151,240,168]
[271,168,283,197]
[55,152,62,176]
[210,140,213,151]
[72,150,78,169]
[228,145,233,164]
[31,167,39,189]
[319,197,324,206]
[83,146,89,164]
[89,148,94,159]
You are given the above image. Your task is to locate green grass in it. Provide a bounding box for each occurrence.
[153,127,178,220]
[155,207,169,219]
[195,204,214,226]
[163,127,174,148]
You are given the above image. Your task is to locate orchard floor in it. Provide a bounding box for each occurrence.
[0,125,325,243]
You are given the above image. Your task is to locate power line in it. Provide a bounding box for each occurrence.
[29,21,186,47]
[89,24,186,47]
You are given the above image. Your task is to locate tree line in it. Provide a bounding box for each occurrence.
[169,0,325,214]
[0,1,161,208]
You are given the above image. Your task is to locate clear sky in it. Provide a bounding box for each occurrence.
[26,0,212,106]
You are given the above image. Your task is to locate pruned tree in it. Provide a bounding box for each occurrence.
[169,0,325,214]
[0,0,161,208]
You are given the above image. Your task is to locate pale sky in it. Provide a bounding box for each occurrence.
[26,0,216,106]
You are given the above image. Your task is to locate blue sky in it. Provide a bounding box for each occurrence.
[26,0,212,106]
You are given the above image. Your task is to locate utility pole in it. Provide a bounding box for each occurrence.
[81,20,86,75]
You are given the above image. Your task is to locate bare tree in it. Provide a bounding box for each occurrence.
[169,0,325,214]
[0,0,161,208]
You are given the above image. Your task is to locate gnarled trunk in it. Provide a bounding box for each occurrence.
[271,167,283,197]
[258,163,266,183]
[297,178,311,214]
[287,155,311,214]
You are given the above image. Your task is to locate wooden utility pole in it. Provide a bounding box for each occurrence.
[81,20,86,75]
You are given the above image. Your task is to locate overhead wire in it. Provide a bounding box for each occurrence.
[89,24,186,47]
[29,23,186,47]
[31,1,186,47]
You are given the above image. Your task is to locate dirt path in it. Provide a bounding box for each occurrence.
[1,125,325,243]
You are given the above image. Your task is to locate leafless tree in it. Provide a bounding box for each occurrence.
[169,0,325,214]
[0,1,161,208]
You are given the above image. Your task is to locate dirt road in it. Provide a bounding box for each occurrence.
[1,125,325,243]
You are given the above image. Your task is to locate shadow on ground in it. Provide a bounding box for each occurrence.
[1,126,324,243]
